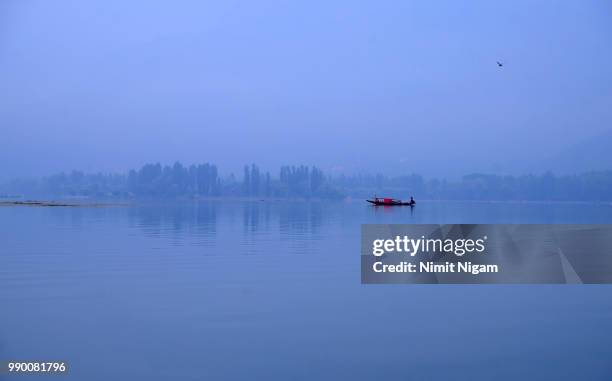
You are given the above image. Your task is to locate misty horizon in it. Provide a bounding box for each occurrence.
[3,160,611,203]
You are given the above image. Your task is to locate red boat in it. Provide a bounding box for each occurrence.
[366,197,415,206]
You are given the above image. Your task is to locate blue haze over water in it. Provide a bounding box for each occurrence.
[1,201,611,380]
[2,0,612,379]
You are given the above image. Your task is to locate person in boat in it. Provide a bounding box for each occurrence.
[409,196,415,205]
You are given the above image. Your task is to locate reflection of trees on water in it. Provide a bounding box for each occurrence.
[240,201,327,255]
[278,202,323,236]
[240,201,325,236]
[129,201,329,241]
[243,202,268,234]
[128,202,217,245]
[124,201,339,252]
[277,202,326,255]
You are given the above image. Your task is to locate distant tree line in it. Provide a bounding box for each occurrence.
[127,162,220,197]
[335,171,612,202]
[0,162,342,199]
[2,163,612,201]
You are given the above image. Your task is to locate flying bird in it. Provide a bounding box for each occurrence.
[496,61,503,67]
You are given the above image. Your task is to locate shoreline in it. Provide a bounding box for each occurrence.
[0,200,126,208]
[1,198,610,208]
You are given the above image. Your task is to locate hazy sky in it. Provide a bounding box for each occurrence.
[1,0,611,179]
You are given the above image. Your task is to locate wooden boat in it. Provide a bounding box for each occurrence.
[366,197,415,206]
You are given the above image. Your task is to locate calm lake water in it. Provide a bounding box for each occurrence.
[1,200,611,380]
